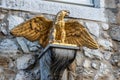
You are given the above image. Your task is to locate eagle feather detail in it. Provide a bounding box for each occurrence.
[11,10,98,49]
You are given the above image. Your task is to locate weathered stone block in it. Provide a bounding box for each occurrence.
[16,54,35,70]
[85,21,100,37]
[103,51,112,60]
[109,26,120,41]
[114,69,120,80]
[7,15,24,30]
[0,68,16,80]
[0,56,9,68]
[105,0,116,8]
[83,59,91,68]
[0,39,18,53]
[82,68,95,80]
[116,11,120,24]
[7,15,30,53]
[15,70,34,80]
[32,67,40,80]
[83,47,103,60]
[101,23,109,30]
[76,51,84,66]
[101,32,110,39]
[0,14,5,20]
[26,41,40,52]
[111,52,120,67]
[91,61,99,70]
[94,63,114,80]
[98,38,113,50]
[117,3,120,8]
[105,10,116,23]
[16,37,29,53]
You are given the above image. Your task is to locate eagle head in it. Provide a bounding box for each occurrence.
[58,10,70,17]
[61,10,70,16]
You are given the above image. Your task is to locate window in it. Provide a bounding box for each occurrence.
[46,0,94,6]
[0,0,106,22]
[44,0,100,7]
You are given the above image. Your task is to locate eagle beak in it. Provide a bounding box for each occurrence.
[65,10,70,16]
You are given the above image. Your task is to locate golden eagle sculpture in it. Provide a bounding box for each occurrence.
[10,10,98,49]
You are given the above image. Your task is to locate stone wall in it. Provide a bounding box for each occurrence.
[0,0,119,80]
[105,0,120,80]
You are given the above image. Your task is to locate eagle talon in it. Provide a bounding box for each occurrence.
[57,40,61,43]
[49,40,57,44]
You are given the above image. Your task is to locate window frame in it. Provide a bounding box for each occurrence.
[0,0,106,22]
[45,0,94,7]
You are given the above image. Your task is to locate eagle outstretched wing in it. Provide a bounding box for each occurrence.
[10,15,53,47]
[65,20,98,49]
[10,15,98,49]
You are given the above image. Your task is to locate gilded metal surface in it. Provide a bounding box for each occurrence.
[10,10,98,49]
